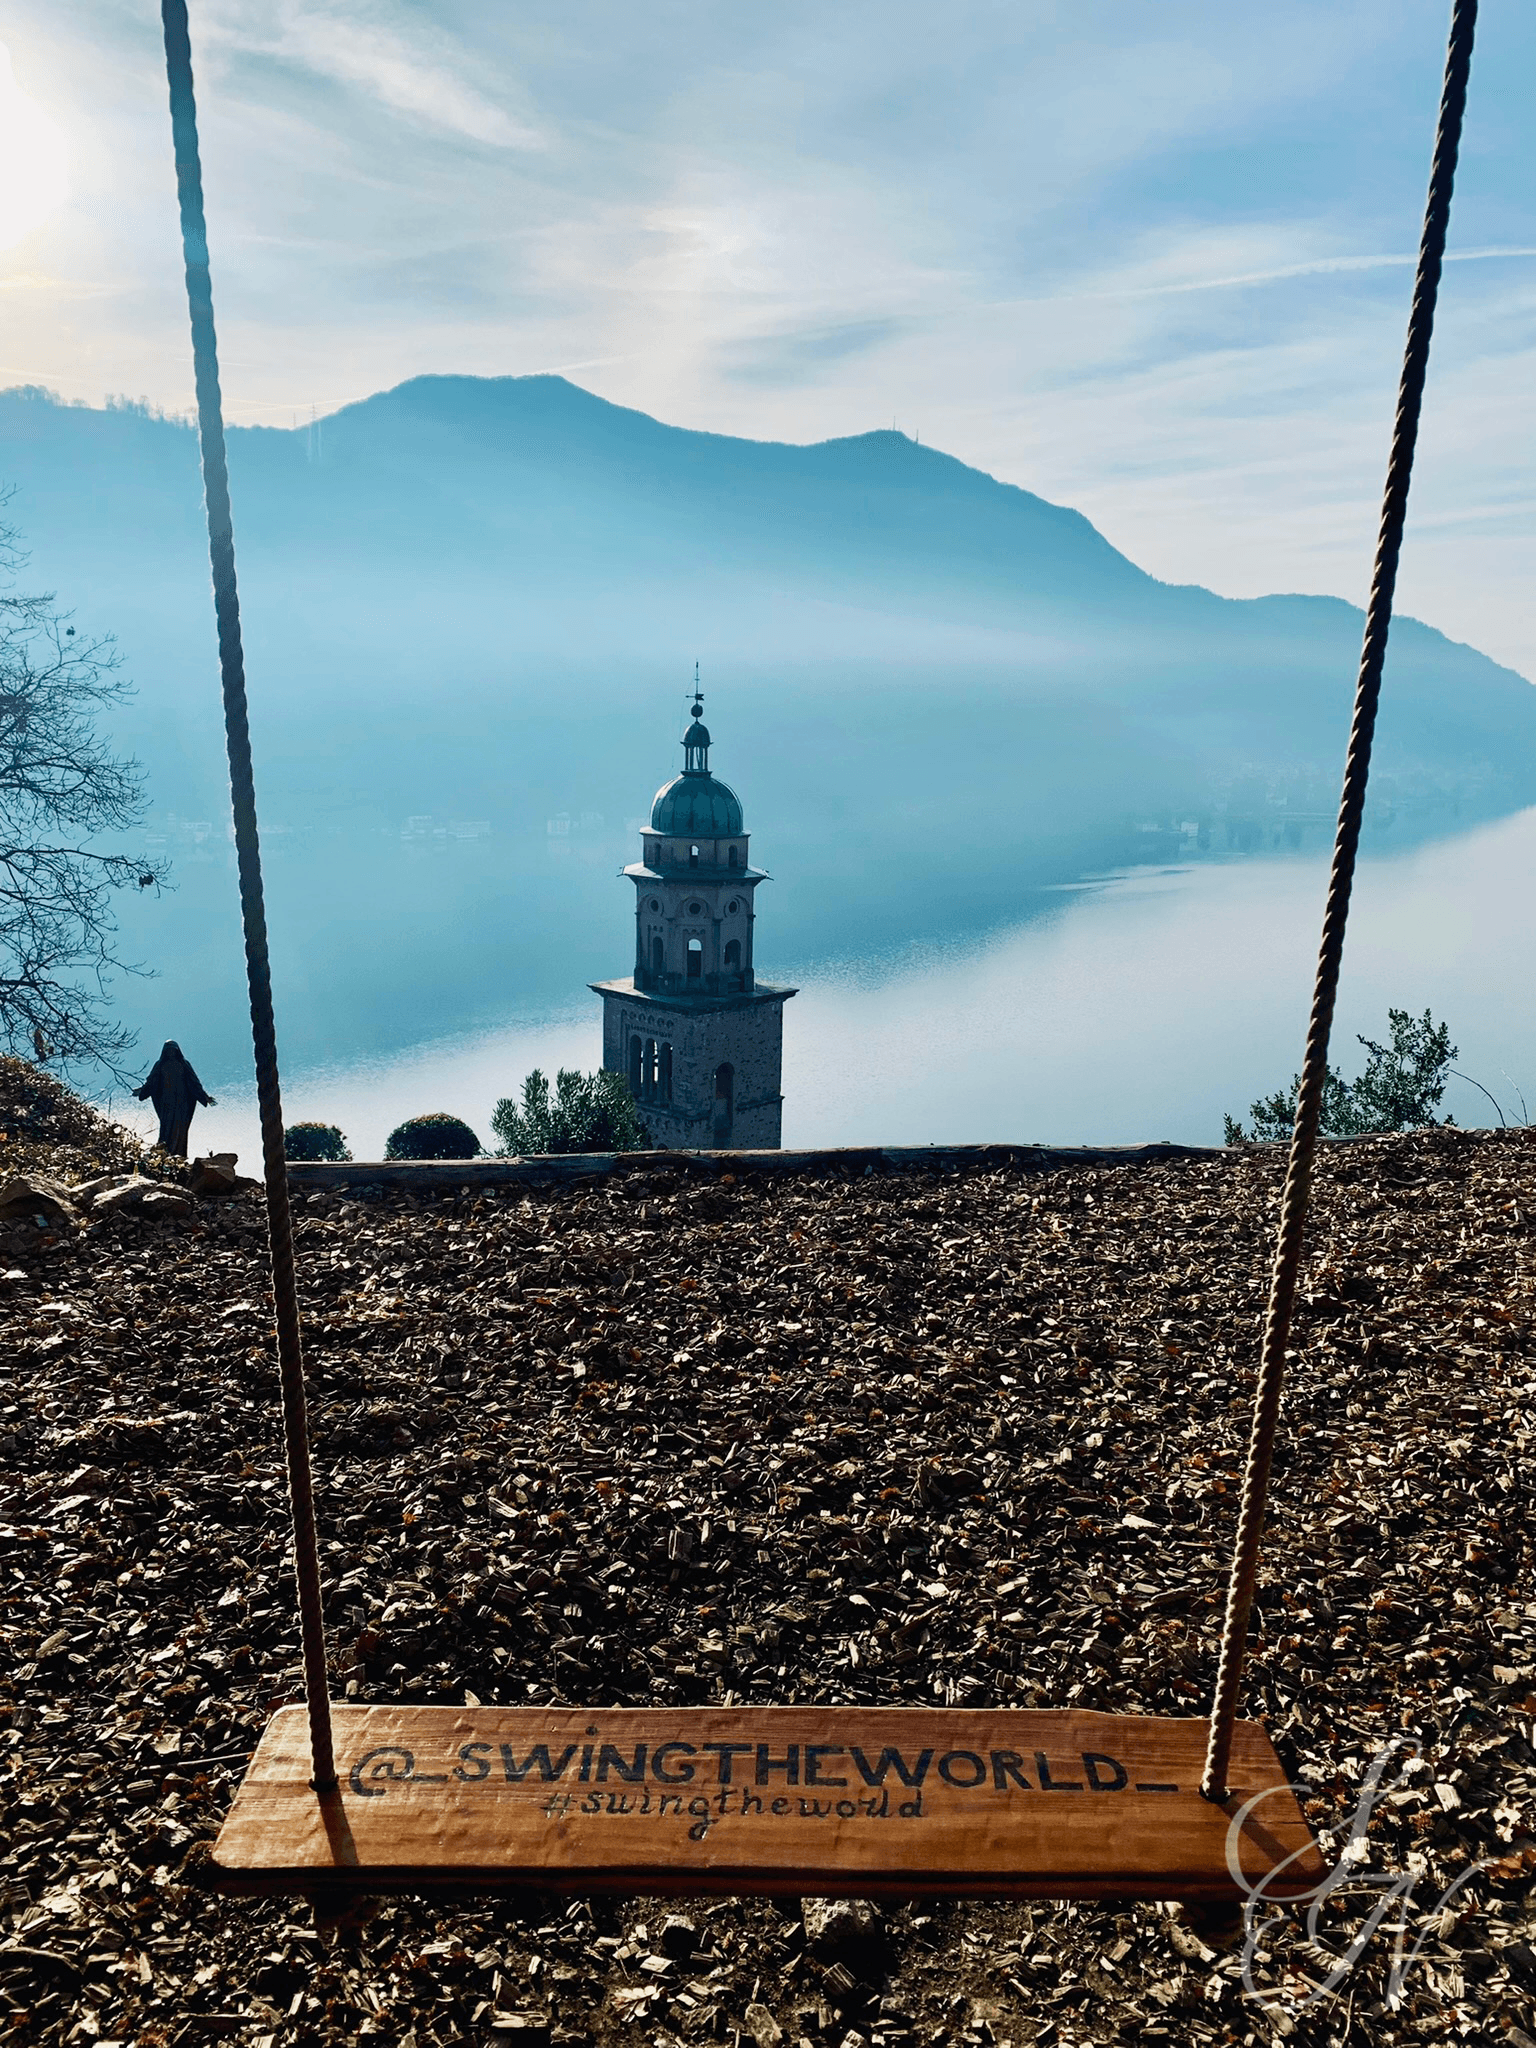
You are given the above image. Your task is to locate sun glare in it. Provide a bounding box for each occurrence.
[0,42,70,254]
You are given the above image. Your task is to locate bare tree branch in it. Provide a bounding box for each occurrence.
[0,497,169,1078]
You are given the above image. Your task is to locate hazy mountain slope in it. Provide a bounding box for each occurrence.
[2,375,1533,1078]
[6,371,1528,744]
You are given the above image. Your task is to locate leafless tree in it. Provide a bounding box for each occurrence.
[0,501,167,1077]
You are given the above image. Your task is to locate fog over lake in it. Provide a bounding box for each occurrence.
[12,381,1535,1162]
[110,808,1536,1165]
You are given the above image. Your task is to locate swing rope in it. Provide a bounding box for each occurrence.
[161,0,336,1795]
[1201,0,1479,1802]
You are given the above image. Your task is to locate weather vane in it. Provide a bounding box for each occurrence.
[691,661,703,719]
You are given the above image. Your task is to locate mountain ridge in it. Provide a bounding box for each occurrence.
[1,372,1532,847]
[7,371,1526,677]
[4,370,1534,1077]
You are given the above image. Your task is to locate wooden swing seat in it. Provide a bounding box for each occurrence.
[207,1704,1322,1901]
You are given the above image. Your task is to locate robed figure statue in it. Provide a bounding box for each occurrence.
[135,1040,216,1158]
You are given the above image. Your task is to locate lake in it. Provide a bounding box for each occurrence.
[105,807,1536,1164]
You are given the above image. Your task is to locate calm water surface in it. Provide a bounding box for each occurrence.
[111,809,1536,1164]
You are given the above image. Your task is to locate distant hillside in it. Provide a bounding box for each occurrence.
[4,376,1531,833]
[1,375,1533,1073]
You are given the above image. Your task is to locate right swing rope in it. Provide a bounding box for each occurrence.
[1201,0,1480,1803]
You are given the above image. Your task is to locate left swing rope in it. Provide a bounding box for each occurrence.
[161,0,336,1794]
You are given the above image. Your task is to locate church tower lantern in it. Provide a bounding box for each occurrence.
[592,684,795,1148]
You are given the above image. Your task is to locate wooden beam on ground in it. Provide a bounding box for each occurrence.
[206,1706,1321,1902]
[286,1141,1223,1195]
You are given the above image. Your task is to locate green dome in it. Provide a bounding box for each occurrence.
[651,773,744,837]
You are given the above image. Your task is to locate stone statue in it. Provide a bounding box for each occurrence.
[135,1040,216,1158]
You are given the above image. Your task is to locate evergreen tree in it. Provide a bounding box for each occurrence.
[492,1068,649,1156]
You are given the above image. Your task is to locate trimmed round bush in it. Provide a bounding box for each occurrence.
[284,1120,351,1162]
[384,1112,481,1161]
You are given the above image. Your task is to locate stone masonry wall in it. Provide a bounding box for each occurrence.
[601,992,787,1149]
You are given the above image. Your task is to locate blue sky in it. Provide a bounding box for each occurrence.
[2,1,1533,674]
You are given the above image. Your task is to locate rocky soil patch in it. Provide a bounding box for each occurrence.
[0,1057,149,1185]
[1,1094,1534,2048]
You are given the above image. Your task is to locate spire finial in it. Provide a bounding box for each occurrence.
[682,669,710,773]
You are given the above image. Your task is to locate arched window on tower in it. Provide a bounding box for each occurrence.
[650,934,664,979]
[659,1042,673,1104]
[643,1039,658,1100]
[686,938,702,981]
[690,843,700,867]
[728,845,739,868]
[723,939,741,970]
[628,1034,642,1096]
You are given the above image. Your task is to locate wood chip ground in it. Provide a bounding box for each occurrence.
[2,1069,1534,2047]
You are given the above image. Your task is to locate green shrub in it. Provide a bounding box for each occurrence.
[1225,1007,1457,1144]
[283,1120,351,1162]
[384,1112,481,1160]
[491,1068,649,1156]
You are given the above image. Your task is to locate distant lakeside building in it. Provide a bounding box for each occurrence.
[592,692,795,1148]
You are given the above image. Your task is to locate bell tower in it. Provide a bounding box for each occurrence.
[592,685,795,1148]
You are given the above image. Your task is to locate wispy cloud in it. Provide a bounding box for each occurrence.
[721,318,909,388]
[202,2,543,149]
[1022,246,1536,306]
